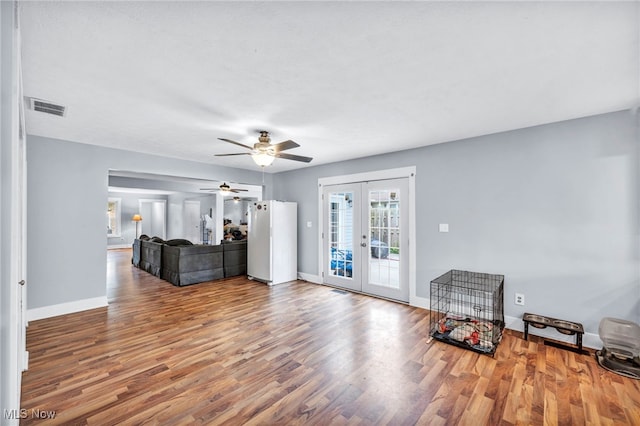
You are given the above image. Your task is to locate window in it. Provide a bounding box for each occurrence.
[107,198,121,237]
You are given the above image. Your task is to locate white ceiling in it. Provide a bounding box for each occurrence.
[19,1,640,174]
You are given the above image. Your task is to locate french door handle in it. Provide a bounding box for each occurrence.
[360,242,367,247]
[19,280,25,286]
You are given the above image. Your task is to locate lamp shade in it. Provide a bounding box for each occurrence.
[252,152,275,167]
[132,214,143,222]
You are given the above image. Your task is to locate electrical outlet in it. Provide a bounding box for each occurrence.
[515,293,525,306]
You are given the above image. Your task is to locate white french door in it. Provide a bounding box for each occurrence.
[323,183,361,292]
[322,178,409,302]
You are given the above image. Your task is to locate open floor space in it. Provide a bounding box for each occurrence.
[19,249,640,425]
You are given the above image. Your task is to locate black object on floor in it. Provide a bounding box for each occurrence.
[523,312,585,354]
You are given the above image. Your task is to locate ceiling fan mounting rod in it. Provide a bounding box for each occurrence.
[258,131,271,144]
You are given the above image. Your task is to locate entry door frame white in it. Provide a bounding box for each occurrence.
[3,1,28,419]
[318,166,421,307]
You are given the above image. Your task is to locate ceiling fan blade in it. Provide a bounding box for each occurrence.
[276,152,313,163]
[218,138,254,150]
[215,153,251,157]
[271,140,300,152]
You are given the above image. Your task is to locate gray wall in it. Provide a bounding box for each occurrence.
[26,135,267,310]
[166,192,217,241]
[108,175,220,242]
[107,191,168,246]
[224,198,251,225]
[25,110,640,337]
[273,110,640,333]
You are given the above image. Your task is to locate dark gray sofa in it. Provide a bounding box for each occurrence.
[222,240,247,277]
[132,238,142,267]
[133,237,247,286]
[161,243,224,286]
[140,237,164,277]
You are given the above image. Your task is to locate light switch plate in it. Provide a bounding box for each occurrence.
[439,223,449,232]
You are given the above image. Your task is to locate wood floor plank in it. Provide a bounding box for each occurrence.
[19,249,640,425]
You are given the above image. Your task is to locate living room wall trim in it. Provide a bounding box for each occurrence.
[27,296,108,322]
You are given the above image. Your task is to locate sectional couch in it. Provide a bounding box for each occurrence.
[132,236,247,286]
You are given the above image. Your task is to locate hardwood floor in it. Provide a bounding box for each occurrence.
[20,249,640,425]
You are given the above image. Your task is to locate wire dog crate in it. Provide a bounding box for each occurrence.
[429,270,504,355]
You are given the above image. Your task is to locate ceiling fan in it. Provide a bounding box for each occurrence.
[200,182,248,195]
[216,131,313,167]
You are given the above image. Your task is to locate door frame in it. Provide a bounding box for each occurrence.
[2,0,28,418]
[318,166,417,304]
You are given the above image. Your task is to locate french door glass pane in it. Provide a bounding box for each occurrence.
[328,192,353,279]
[368,189,400,289]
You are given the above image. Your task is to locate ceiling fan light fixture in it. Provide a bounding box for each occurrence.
[219,182,232,195]
[217,131,312,166]
[252,152,275,167]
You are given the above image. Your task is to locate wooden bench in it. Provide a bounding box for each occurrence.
[523,312,584,353]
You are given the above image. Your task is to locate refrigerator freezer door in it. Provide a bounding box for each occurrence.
[247,202,272,282]
[247,201,297,285]
[272,202,297,284]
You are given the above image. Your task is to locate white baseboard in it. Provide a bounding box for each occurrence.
[410,295,430,310]
[108,244,131,250]
[402,297,600,349]
[297,272,322,284]
[27,296,108,322]
[504,315,600,350]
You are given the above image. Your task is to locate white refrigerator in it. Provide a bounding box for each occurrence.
[247,200,297,285]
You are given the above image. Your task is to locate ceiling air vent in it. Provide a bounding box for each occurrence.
[29,98,66,117]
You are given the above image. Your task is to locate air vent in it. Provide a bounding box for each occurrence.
[29,98,66,117]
